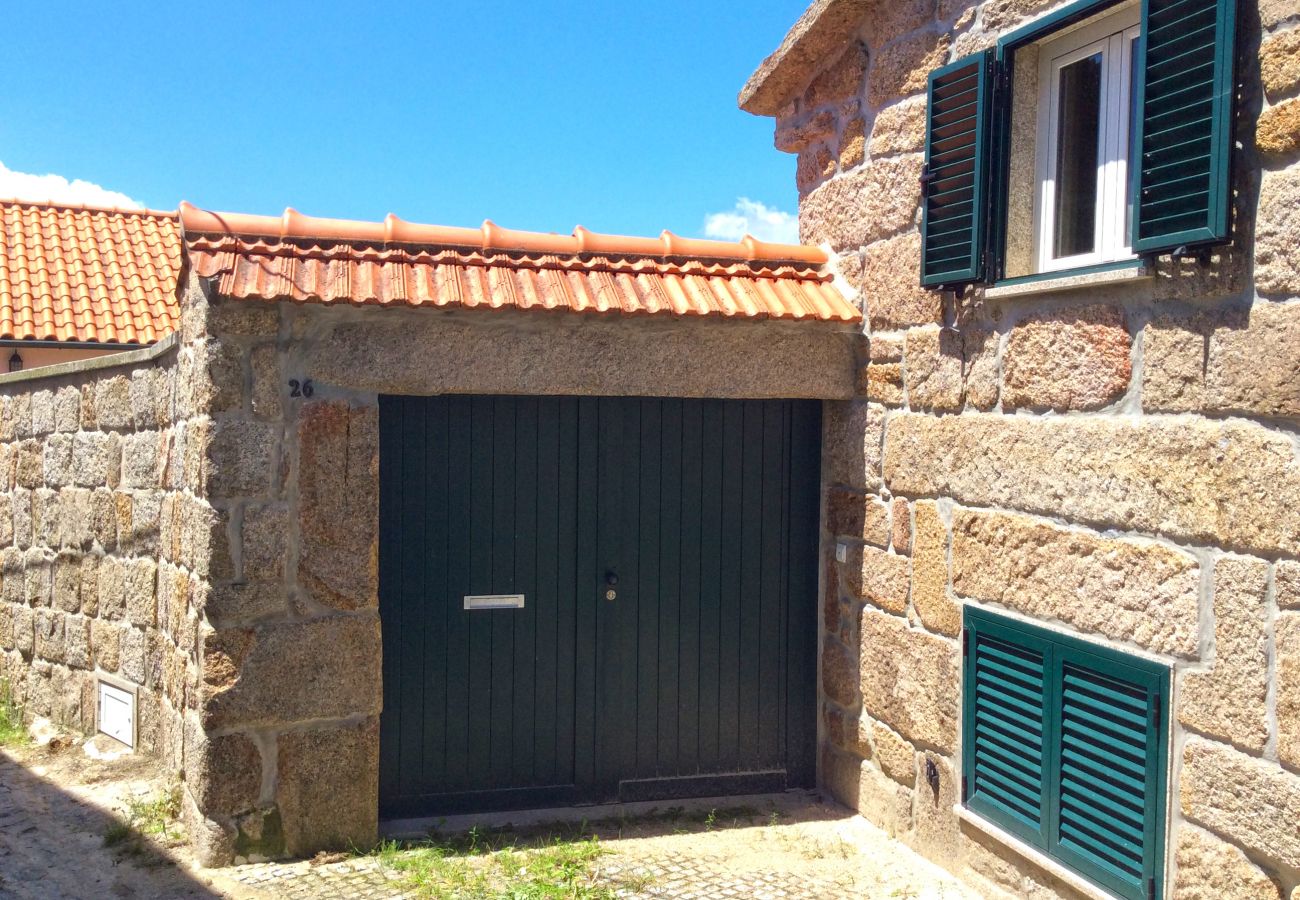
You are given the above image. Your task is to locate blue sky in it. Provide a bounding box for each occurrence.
[1,2,805,241]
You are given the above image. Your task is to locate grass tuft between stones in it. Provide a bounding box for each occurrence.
[103,783,185,857]
[367,804,780,898]
[375,831,646,900]
[0,679,27,748]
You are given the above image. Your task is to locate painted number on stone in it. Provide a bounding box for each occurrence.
[288,378,314,398]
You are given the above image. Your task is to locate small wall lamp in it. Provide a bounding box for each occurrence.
[8,351,23,373]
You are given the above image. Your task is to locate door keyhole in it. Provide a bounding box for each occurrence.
[605,571,618,601]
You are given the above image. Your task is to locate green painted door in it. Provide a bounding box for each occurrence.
[378,395,820,819]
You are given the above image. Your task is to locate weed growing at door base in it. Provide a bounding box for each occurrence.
[376,833,643,899]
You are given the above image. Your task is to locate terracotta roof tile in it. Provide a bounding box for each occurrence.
[0,200,182,344]
[182,205,860,323]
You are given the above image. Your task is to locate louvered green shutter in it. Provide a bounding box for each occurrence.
[963,614,1052,848]
[1051,646,1169,900]
[1131,0,1238,252]
[921,50,996,288]
[963,609,1170,900]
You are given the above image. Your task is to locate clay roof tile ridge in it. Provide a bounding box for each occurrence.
[178,202,827,266]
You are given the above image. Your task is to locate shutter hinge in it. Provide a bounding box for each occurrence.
[962,629,969,658]
[961,775,968,802]
[1148,876,1156,900]
[1153,698,1162,732]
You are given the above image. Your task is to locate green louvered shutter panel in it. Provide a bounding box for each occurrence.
[1131,0,1238,252]
[962,612,1052,848]
[1050,646,1169,900]
[921,50,996,288]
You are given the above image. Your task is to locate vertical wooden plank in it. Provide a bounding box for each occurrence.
[443,395,474,793]
[490,396,517,787]
[636,399,662,777]
[697,399,724,771]
[677,400,703,774]
[777,401,792,776]
[422,396,452,788]
[657,398,683,775]
[737,400,765,770]
[466,395,496,789]
[594,397,624,797]
[397,396,428,797]
[377,396,403,810]
[533,396,562,786]
[716,400,744,772]
[574,396,601,794]
[555,398,582,787]
[512,397,539,786]
[757,401,786,768]
[615,398,642,788]
[785,400,822,786]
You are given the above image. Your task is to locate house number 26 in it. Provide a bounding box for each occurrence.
[288,378,314,398]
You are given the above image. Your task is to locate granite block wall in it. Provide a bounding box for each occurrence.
[774,0,1300,895]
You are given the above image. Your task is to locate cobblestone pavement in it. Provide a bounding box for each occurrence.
[221,849,869,900]
[0,747,232,900]
[218,799,982,900]
[595,851,866,898]
[220,857,408,899]
[1,741,978,900]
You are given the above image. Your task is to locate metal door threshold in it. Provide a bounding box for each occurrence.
[380,788,822,841]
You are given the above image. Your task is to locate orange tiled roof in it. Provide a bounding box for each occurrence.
[182,204,859,322]
[0,199,857,346]
[0,200,182,344]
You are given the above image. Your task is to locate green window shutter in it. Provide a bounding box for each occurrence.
[1050,645,1169,900]
[1132,0,1238,252]
[963,608,1170,900]
[921,50,997,288]
[963,613,1052,848]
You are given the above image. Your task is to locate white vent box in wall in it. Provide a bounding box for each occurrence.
[97,679,135,749]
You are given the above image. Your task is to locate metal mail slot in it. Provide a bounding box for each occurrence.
[463,594,525,610]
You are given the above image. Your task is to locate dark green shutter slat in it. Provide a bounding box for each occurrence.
[1147,3,1217,38]
[1147,0,1211,22]
[1060,777,1147,831]
[1132,0,1237,251]
[921,50,996,287]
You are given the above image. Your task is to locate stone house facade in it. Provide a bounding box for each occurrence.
[0,200,861,864]
[0,0,1296,893]
[741,0,1300,896]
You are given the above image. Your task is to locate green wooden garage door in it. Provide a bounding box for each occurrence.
[378,395,820,819]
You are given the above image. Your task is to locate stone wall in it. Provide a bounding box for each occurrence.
[181,283,859,865]
[772,0,1300,896]
[0,329,214,782]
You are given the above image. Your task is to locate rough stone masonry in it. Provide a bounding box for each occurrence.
[758,0,1300,895]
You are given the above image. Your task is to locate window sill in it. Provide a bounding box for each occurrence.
[954,805,1126,900]
[985,260,1151,300]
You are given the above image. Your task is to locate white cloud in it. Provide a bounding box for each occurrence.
[0,161,143,209]
[702,197,799,244]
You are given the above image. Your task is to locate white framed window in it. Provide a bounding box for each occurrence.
[1034,6,1141,273]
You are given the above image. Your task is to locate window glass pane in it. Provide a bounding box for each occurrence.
[1053,52,1102,258]
[1125,36,1140,248]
